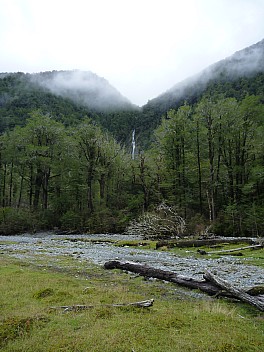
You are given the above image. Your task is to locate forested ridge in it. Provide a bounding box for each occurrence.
[140,39,264,142]
[0,40,264,236]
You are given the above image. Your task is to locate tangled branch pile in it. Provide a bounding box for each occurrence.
[125,203,186,239]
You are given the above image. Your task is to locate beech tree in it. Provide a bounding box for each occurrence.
[0,93,263,235]
[153,104,195,216]
[71,120,131,230]
[23,112,66,210]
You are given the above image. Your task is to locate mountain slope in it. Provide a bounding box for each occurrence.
[30,70,136,112]
[0,71,138,140]
[1,39,264,146]
[140,39,264,138]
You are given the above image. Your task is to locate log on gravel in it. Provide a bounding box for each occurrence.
[203,271,264,311]
[156,238,258,249]
[104,260,228,296]
[198,244,263,255]
[104,260,264,311]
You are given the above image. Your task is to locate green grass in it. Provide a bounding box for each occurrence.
[115,239,264,267]
[187,244,264,267]
[0,256,263,352]
[114,239,157,249]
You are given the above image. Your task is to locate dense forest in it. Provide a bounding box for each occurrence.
[0,40,264,237]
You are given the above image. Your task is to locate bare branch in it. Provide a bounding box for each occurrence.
[125,203,186,239]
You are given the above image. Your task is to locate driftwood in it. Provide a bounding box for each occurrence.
[50,299,154,312]
[204,271,264,311]
[156,238,258,249]
[104,260,264,311]
[198,244,263,255]
[104,260,230,296]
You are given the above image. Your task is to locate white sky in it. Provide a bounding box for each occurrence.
[0,0,264,106]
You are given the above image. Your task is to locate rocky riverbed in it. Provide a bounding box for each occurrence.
[0,233,263,289]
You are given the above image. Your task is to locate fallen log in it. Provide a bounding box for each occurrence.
[204,271,264,311]
[198,244,263,255]
[156,238,258,249]
[50,299,154,312]
[104,260,264,311]
[104,260,230,296]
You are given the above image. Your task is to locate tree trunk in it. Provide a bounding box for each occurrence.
[33,168,43,210]
[42,168,50,209]
[87,165,94,213]
[139,155,149,211]
[196,120,203,214]
[50,299,154,312]
[155,238,257,249]
[203,271,264,311]
[2,163,7,207]
[29,165,33,209]
[99,173,106,200]
[17,174,24,208]
[197,244,263,255]
[104,260,264,311]
[8,161,14,206]
[104,260,221,295]
[207,114,216,221]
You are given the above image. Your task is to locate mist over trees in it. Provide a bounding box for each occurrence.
[0,40,264,236]
[141,39,264,141]
[31,70,135,112]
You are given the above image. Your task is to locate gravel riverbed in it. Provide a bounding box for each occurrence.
[0,233,263,289]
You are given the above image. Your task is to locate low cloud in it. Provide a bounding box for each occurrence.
[31,70,134,111]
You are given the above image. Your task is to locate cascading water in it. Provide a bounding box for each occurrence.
[132,129,136,160]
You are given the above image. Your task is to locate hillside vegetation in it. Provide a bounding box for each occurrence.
[140,39,264,142]
[0,40,264,236]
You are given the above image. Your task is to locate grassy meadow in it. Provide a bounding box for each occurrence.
[0,253,263,352]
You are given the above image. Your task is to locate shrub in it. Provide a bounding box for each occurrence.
[0,207,38,235]
[60,210,82,230]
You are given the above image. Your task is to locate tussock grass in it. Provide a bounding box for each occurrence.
[0,257,263,352]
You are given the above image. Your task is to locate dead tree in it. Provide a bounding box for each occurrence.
[156,238,258,249]
[50,299,154,313]
[125,203,186,239]
[204,271,264,311]
[104,260,264,311]
[198,244,263,255]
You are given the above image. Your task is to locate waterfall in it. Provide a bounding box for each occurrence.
[132,129,136,160]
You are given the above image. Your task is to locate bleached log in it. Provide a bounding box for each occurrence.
[50,299,154,312]
[104,260,226,296]
[198,244,263,255]
[156,238,258,249]
[204,271,264,311]
[104,260,264,311]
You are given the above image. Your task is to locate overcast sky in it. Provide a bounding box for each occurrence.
[0,0,264,106]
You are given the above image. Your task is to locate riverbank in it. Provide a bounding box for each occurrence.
[1,254,263,352]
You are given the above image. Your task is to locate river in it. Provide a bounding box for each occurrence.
[0,232,263,289]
